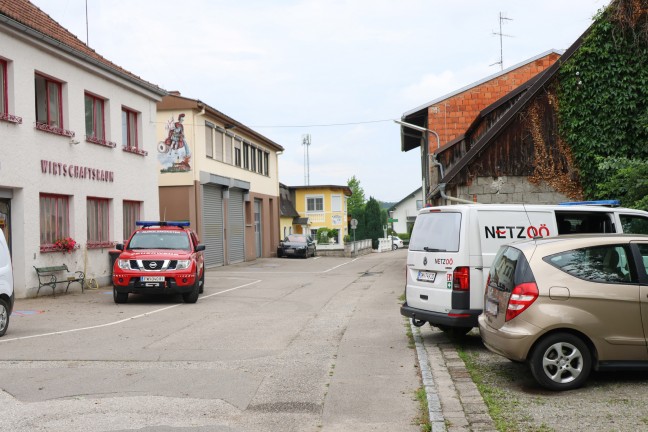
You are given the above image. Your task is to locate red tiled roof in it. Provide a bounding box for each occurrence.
[0,0,165,95]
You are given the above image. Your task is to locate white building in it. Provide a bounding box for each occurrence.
[0,1,166,297]
[389,187,423,234]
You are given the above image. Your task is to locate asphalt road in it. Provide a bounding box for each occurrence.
[0,250,420,432]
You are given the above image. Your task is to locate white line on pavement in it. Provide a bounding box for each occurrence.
[0,279,261,344]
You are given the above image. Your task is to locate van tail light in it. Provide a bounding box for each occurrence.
[452,266,470,291]
[505,282,539,321]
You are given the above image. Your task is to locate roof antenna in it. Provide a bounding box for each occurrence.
[490,12,513,71]
[85,0,89,45]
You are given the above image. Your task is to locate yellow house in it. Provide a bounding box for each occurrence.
[282,185,352,243]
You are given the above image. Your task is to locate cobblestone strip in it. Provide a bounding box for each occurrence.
[416,326,497,432]
[411,322,446,432]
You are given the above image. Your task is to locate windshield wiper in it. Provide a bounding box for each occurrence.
[423,247,446,252]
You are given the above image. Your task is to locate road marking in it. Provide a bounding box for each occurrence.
[0,279,261,344]
[214,258,360,275]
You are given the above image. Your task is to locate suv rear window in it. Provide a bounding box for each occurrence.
[620,215,648,235]
[489,246,534,292]
[409,212,461,252]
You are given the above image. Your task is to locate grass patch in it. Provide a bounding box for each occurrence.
[415,387,432,432]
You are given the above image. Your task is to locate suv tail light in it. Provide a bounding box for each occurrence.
[452,266,470,291]
[505,282,539,321]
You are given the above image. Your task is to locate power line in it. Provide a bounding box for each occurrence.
[251,118,395,128]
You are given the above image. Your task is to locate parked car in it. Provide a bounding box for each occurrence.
[112,221,205,304]
[389,236,404,250]
[478,234,648,391]
[0,229,14,337]
[277,234,316,258]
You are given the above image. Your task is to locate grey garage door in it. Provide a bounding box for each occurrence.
[202,185,224,267]
[228,188,245,264]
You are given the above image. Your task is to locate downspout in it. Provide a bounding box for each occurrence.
[430,154,477,205]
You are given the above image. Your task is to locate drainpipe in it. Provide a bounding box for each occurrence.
[430,154,477,205]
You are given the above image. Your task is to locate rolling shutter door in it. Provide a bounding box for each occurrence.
[228,188,245,264]
[202,185,224,267]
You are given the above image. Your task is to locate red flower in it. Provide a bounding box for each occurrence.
[54,237,76,253]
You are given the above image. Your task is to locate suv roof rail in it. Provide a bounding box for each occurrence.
[135,221,190,228]
[558,200,620,207]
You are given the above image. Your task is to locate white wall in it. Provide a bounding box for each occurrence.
[391,189,423,233]
[0,25,162,297]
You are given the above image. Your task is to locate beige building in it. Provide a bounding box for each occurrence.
[156,92,284,266]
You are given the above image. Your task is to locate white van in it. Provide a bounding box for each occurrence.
[0,229,13,337]
[401,202,648,336]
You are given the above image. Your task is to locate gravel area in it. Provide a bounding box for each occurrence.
[454,329,648,432]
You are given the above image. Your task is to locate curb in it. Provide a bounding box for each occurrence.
[411,322,497,432]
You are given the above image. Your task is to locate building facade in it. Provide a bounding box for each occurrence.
[156,93,284,266]
[399,50,561,204]
[0,1,166,297]
[389,187,423,234]
[288,185,352,244]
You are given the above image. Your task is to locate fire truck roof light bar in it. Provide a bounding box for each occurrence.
[135,221,190,227]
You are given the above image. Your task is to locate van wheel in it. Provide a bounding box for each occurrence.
[436,325,472,338]
[0,298,10,337]
[529,332,591,391]
[113,287,128,304]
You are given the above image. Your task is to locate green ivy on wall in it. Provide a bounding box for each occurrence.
[557,0,648,207]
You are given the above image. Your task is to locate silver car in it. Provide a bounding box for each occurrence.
[479,234,648,391]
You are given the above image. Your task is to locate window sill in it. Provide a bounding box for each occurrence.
[34,122,75,138]
[122,145,148,156]
[87,241,116,249]
[86,135,117,148]
[40,244,79,253]
[0,113,22,124]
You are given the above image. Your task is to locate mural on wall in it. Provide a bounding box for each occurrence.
[158,113,192,173]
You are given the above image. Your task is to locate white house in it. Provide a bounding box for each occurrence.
[0,1,166,297]
[389,187,423,234]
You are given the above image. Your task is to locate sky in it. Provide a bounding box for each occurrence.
[31,0,611,202]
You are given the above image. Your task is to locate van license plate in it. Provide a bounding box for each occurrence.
[141,276,164,282]
[486,299,498,316]
[417,271,436,282]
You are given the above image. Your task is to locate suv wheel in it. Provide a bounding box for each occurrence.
[0,298,10,337]
[529,332,592,391]
[182,277,200,304]
[113,287,128,304]
[198,271,205,294]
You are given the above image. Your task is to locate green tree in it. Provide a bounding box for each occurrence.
[365,197,383,248]
[595,157,648,210]
[347,175,366,215]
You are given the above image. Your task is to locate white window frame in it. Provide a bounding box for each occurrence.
[306,195,324,213]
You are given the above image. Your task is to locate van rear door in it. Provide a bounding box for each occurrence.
[406,209,464,315]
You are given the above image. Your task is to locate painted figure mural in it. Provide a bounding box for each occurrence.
[158,113,192,172]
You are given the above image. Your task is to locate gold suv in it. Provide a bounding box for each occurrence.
[478,234,648,391]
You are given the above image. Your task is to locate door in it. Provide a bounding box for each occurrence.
[202,185,224,267]
[0,199,10,253]
[254,199,262,258]
[228,189,245,264]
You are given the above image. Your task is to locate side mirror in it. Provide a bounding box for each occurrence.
[195,244,206,252]
[116,243,124,251]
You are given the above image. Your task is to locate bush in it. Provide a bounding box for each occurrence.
[398,233,410,241]
[343,234,350,243]
[316,227,330,244]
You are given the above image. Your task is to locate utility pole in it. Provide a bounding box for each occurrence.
[491,12,513,71]
[302,134,311,185]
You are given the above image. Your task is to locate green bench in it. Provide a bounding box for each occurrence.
[34,265,85,297]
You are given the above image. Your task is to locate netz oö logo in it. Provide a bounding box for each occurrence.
[434,258,453,265]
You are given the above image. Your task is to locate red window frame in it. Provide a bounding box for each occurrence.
[123,200,141,242]
[35,74,63,127]
[0,59,6,114]
[122,107,138,149]
[85,93,105,139]
[40,193,70,247]
[87,197,111,247]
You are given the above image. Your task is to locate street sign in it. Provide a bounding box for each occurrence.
[388,218,398,223]
[350,218,358,229]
